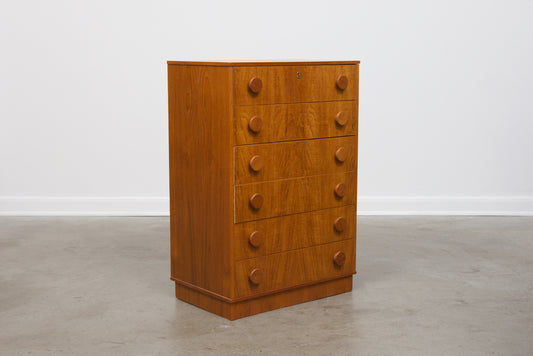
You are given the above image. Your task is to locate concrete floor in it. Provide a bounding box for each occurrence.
[0,217,532,355]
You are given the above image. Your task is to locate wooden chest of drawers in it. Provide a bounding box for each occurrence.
[167,60,359,320]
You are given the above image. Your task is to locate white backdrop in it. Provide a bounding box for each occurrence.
[1,0,532,215]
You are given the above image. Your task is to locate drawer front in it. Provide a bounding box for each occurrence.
[233,65,358,105]
[234,101,357,145]
[234,206,356,260]
[235,136,356,185]
[234,239,355,298]
[234,172,356,223]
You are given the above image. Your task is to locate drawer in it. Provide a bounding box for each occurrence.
[234,206,356,260]
[234,101,357,145]
[235,136,356,184]
[233,65,358,105]
[234,239,355,298]
[234,172,356,223]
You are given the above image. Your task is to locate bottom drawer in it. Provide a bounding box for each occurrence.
[234,239,355,299]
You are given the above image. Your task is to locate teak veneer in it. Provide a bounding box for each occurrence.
[234,136,356,184]
[234,101,357,144]
[168,60,359,320]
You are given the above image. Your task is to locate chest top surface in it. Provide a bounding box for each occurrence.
[167,60,360,66]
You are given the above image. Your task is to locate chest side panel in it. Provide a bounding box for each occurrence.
[168,64,234,297]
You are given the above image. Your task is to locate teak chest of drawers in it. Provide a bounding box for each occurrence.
[167,60,359,320]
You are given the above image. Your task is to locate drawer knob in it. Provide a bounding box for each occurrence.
[335,111,348,126]
[334,217,347,232]
[336,75,349,90]
[335,147,347,163]
[249,155,264,172]
[248,77,263,94]
[248,231,264,248]
[248,115,263,133]
[249,193,264,210]
[249,268,263,285]
[333,251,346,267]
[334,183,347,198]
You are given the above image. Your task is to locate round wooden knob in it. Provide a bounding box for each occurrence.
[249,268,262,284]
[335,147,347,162]
[248,77,262,94]
[248,231,263,248]
[333,251,346,267]
[336,75,348,90]
[335,111,348,126]
[334,183,346,198]
[249,193,264,210]
[334,217,347,232]
[249,155,264,172]
[248,116,262,133]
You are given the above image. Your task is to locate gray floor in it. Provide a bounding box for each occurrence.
[1,216,532,355]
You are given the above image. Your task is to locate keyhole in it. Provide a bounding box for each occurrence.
[296,72,301,79]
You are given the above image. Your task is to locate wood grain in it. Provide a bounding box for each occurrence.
[168,64,234,297]
[233,206,356,260]
[353,64,359,279]
[168,61,360,319]
[233,65,358,105]
[234,136,356,184]
[234,101,357,145]
[234,239,355,298]
[175,276,353,320]
[235,171,357,223]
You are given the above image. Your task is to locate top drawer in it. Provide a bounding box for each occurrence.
[233,65,358,105]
